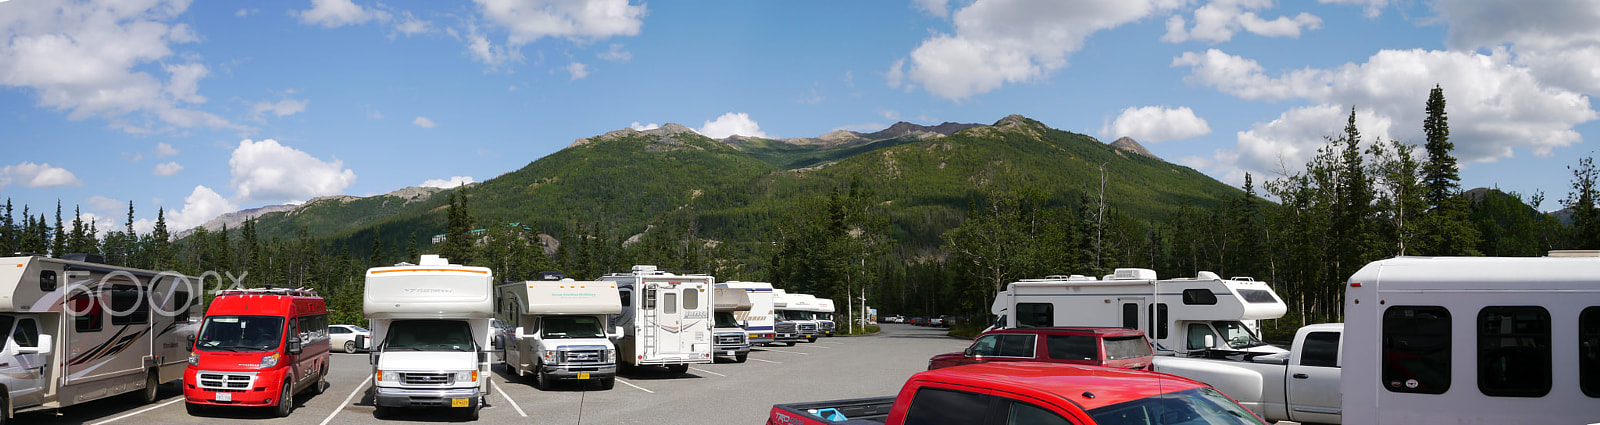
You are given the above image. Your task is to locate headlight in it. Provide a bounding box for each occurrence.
[377,370,395,382]
[541,350,557,363]
[606,348,616,363]
[188,355,199,366]
[456,370,478,383]
[258,353,280,369]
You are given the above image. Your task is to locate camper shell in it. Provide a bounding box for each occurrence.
[183,287,329,416]
[990,269,1288,356]
[364,255,493,420]
[712,284,752,362]
[598,265,713,372]
[495,279,621,390]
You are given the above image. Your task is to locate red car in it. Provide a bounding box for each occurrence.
[929,327,1154,371]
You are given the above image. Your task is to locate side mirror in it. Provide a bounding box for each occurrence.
[492,335,503,350]
[964,346,976,357]
[186,334,196,352]
[514,326,526,339]
[287,337,303,355]
[609,326,624,339]
[19,335,51,355]
[369,351,380,365]
[741,320,749,329]
[1203,334,1216,349]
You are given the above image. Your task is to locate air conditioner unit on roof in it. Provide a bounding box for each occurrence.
[1110,268,1157,280]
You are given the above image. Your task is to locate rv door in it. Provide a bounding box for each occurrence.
[1117,298,1146,332]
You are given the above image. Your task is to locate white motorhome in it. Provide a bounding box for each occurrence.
[495,279,621,390]
[364,255,493,420]
[773,290,821,343]
[1342,255,1600,424]
[990,269,1288,355]
[815,298,837,337]
[0,255,199,421]
[712,284,752,363]
[599,265,713,373]
[722,281,775,346]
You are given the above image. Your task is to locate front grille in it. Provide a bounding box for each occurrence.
[401,372,454,385]
[716,334,745,345]
[821,322,836,331]
[560,348,607,365]
[197,372,255,390]
[775,323,796,333]
[798,323,818,333]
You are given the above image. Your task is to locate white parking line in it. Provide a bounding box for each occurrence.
[688,367,725,377]
[87,396,184,425]
[809,345,831,348]
[762,348,810,355]
[615,378,655,394]
[750,358,782,364]
[491,379,527,417]
[320,375,373,425]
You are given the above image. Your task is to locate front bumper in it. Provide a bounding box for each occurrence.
[713,344,751,357]
[374,386,481,408]
[541,363,617,380]
[184,368,285,407]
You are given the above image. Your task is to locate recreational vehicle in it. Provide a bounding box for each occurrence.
[599,265,713,373]
[0,255,200,421]
[990,269,1288,355]
[815,298,837,337]
[722,281,775,346]
[183,287,330,417]
[773,290,821,343]
[495,279,621,390]
[1342,255,1600,424]
[364,255,493,420]
[712,284,752,363]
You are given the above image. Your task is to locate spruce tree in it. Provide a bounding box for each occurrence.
[1,199,14,255]
[52,201,64,257]
[1422,85,1459,206]
[439,191,475,265]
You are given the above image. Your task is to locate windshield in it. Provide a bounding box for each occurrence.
[715,312,742,328]
[1088,387,1268,425]
[540,316,605,339]
[384,320,475,351]
[197,315,284,352]
[778,310,809,321]
[1212,321,1266,349]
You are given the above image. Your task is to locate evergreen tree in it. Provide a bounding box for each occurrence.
[150,208,173,269]
[438,190,476,265]
[1422,85,1458,207]
[1333,107,1374,281]
[369,230,384,268]
[52,201,64,257]
[406,231,419,261]
[0,199,14,255]
[1370,139,1425,256]
[1564,156,1600,249]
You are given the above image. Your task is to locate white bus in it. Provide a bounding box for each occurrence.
[599,265,713,373]
[1342,255,1600,424]
[990,269,1288,355]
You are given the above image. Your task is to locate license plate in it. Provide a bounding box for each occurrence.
[451,398,469,407]
[577,372,590,380]
[726,350,735,356]
[216,392,231,402]
[805,334,813,338]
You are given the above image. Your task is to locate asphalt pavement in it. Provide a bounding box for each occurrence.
[11,324,967,425]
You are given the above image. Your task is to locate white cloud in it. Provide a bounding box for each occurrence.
[155,142,179,157]
[250,98,308,121]
[567,61,589,80]
[228,139,357,203]
[0,0,241,133]
[0,162,82,190]
[294,0,388,28]
[413,116,437,128]
[153,161,183,176]
[629,122,659,131]
[1101,106,1212,143]
[391,11,433,37]
[913,0,950,18]
[1164,0,1323,44]
[597,43,631,61]
[463,0,646,71]
[166,185,238,231]
[696,112,767,139]
[895,0,1182,100]
[1435,0,1600,96]
[420,176,476,189]
[87,196,124,212]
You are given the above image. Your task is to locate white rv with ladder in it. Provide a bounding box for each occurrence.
[599,265,712,373]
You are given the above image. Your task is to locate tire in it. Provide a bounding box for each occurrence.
[344,340,357,354]
[598,377,615,390]
[272,381,293,418]
[807,336,818,343]
[185,401,205,416]
[134,370,159,404]
[307,365,327,396]
[533,363,550,390]
[784,341,795,347]
[735,353,748,363]
[666,364,689,374]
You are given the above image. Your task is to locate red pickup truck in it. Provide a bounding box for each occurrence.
[768,362,1268,425]
[927,327,1154,371]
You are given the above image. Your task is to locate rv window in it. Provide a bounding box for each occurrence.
[12,318,38,349]
[1383,306,1451,395]
[1300,331,1340,367]
[1121,303,1138,330]
[39,270,57,291]
[1237,289,1277,304]
[71,293,102,332]
[663,292,678,314]
[1187,323,1215,350]
[1582,307,1600,398]
[1016,303,1053,327]
[1182,289,1218,305]
[110,290,149,325]
[173,291,192,322]
[1046,334,1097,361]
[620,289,631,307]
[1478,306,1551,397]
[902,388,989,425]
[683,288,699,310]
[1148,303,1169,339]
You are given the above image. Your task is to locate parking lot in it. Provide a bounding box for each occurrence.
[11,324,965,425]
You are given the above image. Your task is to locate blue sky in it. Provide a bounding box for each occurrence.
[2,0,1597,234]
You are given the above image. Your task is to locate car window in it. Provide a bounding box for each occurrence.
[1046,334,1097,361]
[330,327,349,335]
[1104,335,1152,360]
[903,388,989,425]
[970,335,1001,356]
[997,335,1036,357]
[1007,399,1074,425]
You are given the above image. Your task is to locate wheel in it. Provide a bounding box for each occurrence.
[666,364,689,374]
[185,401,205,416]
[598,377,615,390]
[272,381,293,417]
[735,353,748,363]
[807,336,818,343]
[307,365,327,395]
[344,340,357,354]
[533,363,551,390]
[134,370,159,404]
[785,341,795,347]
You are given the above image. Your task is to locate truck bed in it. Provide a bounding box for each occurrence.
[769,396,895,425]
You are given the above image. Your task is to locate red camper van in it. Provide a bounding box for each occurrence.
[183,287,330,417]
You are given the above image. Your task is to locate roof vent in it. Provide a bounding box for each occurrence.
[1109,268,1157,280]
[418,255,450,266]
[1195,271,1221,280]
[632,265,659,273]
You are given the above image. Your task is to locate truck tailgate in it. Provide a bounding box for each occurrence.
[769,396,895,425]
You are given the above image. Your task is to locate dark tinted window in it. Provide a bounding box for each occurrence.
[1182,289,1218,305]
[172,291,192,322]
[1006,399,1073,425]
[1237,289,1277,303]
[1104,335,1152,360]
[1121,303,1138,330]
[1582,307,1600,398]
[1017,303,1053,327]
[1046,334,1096,361]
[1148,303,1169,339]
[110,289,149,325]
[996,334,1036,357]
[619,288,631,307]
[1383,306,1451,394]
[1300,331,1340,367]
[39,270,57,291]
[12,318,38,348]
[1478,306,1550,397]
[903,388,989,425]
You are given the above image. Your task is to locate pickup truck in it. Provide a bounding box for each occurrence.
[767,362,1270,425]
[1153,323,1343,424]
[927,327,1153,371]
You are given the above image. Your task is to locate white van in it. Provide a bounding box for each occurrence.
[773,290,821,343]
[990,269,1288,355]
[0,255,199,421]
[495,279,621,390]
[722,281,775,346]
[599,265,713,373]
[1342,255,1600,424]
[364,255,493,420]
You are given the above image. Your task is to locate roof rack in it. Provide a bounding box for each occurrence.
[216,286,318,298]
